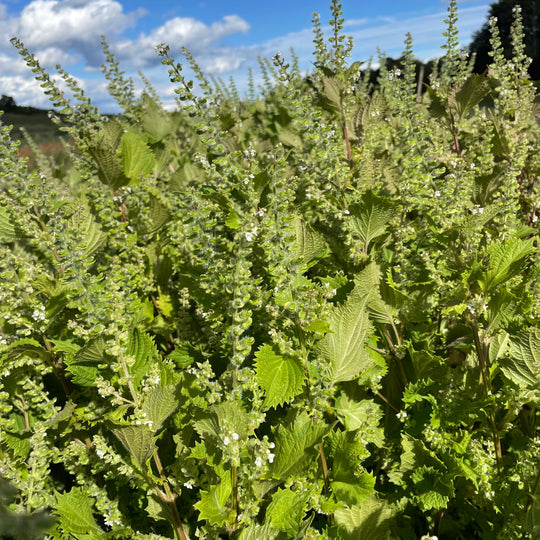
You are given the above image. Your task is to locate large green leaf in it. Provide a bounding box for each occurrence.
[499,328,540,389]
[54,487,103,537]
[141,385,178,432]
[333,495,395,540]
[353,263,398,325]
[479,237,536,293]
[266,487,310,536]
[68,200,106,258]
[121,131,155,181]
[317,278,374,385]
[238,524,279,540]
[148,194,171,234]
[127,328,156,387]
[194,467,233,526]
[450,73,491,122]
[87,120,127,189]
[294,217,328,269]
[141,93,173,142]
[65,337,105,386]
[255,344,304,409]
[194,401,250,441]
[349,191,395,255]
[271,411,327,479]
[334,394,383,436]
[112,424,157,465]
[331,470,375,507]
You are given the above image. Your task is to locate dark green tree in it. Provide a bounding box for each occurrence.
[468,0,540,79]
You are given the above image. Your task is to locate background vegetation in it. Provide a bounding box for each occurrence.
[0,1,538,539]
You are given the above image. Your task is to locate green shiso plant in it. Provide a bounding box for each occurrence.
[0,1,538,538]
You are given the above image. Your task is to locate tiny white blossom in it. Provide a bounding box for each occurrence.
[255,457,263,467]
[245,227,258,242]
[267,452,275,463]
[232,432,239,441]
[223,437,230,446]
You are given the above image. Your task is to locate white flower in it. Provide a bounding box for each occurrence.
[232,432,239,441]
[396,410,407,421]
[245,228,258,242]
[223,437,230,446]
[434,191,441,198]
[255,457,263,467]
[267,452,275,463]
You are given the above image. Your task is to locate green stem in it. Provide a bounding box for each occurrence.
[153,452,189,540]
[472,324,503,473]
[231,465,239,522]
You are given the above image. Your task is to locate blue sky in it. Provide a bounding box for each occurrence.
[0,0,491,112]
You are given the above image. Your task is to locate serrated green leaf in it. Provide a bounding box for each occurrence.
[141,93,173,142]
[6,338,51,363]
[451,73,491,121]
[294,217,328,269]
[148,194,171,234]
[68,200,106,258]
[334,394,383,434]
[479,237,536,293]
[322,75,343,108]
[354,263,398,324]
[156,288,173,318]
[141,385,178,432]
[272,411,327,479]
[121,131,155,180]
[112,424,156,465]
[350,191,396,255]
[238,523,279,540]
[66,337,104,386]
[194,401,250,441]
[333,495,395,540]
[194,468,232,526]
[54,487,103,536]
[88,120,127,189]
[3,431,31,459]
[499,328,540,389]
[128,328,156,387]
[266,487,310,536]
[317,277,374,385]
[0,206,17,242]
[410,465,453,510]
[277,129,302,147]
[255,344,304,409]
[331,470,375,507]
[145,493,174,524]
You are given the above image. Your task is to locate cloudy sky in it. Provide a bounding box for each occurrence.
[0,0,490,112]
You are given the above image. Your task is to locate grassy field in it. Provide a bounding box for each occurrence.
[2,108,63,144]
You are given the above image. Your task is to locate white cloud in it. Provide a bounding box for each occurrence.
[116,14,250,69]
[15,0,144,66]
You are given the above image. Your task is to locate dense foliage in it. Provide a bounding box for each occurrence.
[0,1,539,538]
